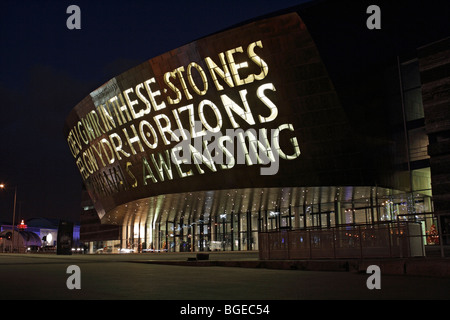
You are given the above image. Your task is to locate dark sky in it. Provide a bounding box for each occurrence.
[0,0,311,223]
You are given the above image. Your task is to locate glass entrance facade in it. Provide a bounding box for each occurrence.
[117,186,435,253]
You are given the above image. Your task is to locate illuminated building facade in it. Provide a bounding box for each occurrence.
[65,1,450,254]
[0,218,81,253]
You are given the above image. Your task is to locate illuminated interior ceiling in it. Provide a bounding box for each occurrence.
[100,186,423,225]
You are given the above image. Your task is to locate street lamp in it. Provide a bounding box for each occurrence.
[0,184,17,253]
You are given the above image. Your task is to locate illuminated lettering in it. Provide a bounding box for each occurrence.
[100,138,115,164]
[198,99,222,133]
[205,53,234,91]
[123,87,144,119]
[153,114,180,145]
[103,167,126,193]
[174,66,193,101]
[87,110,105,136]
[139,120,158,149]
[171,146,193,178]
[220,89,256,128]
[109,95,131,126]
[189,141,217,174]
[247,40,269,80]
[76,157,88,180]
[226,46,250,86]
[252,128,276,164]
[187,62,208,96]
[81,116,97,142]
[172,109,188,140]
[126,162,138,188]
[142,156,158,184]
[67,37,308,198]
[122,124,144,154]
[98,104,116,132]
[77,121,88,144]
[217,136,235,169]
[205,40,268,91]
[272,124,301,160]
[135,83,152,115]
[144,77,167,111]
[67,130,80,158]
[91,141,106,167]
[178,104,206,139]
[109,132,130,160]
[164,71,182,105]
[82,148,98,175]
[257,83,278,123]
[150,150,174,181]
[235,128,273,166]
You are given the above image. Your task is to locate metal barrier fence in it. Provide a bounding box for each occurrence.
[258,222,425,260]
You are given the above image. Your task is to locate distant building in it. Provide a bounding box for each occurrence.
[80,187,121,253]
[0,229,41,253]
[0,218,81,253]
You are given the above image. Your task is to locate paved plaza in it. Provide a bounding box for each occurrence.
[0,252,449,301]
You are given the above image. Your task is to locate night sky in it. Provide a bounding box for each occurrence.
[0,0,310,223]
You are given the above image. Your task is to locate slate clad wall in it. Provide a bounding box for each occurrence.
[419,38,450,217]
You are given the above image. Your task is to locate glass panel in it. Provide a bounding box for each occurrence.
[401,60,421,90]
[354,209,367,224]
[404,88,424,121]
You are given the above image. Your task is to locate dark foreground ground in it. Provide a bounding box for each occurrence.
[0,252,449,302]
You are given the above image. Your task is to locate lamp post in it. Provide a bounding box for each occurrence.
[0,184,18,253]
